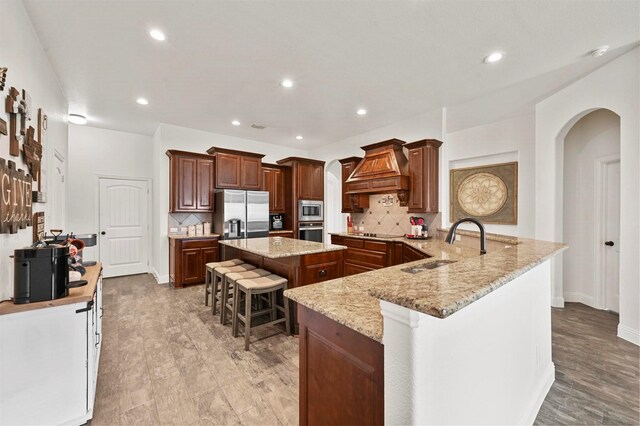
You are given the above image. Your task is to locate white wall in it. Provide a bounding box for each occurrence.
[151,123,311,282]
[67,125,154,261]
[443,113,535,237]
[536,47,639,344]
[0,1,68,301]
[563,109,620,307]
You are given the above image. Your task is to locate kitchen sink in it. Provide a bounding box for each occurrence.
[401,260,457,274]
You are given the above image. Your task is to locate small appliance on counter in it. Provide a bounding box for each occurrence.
[270,214,284,230]
[42,231,98,266]
[13,244,70,304]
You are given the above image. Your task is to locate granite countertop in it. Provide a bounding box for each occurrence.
[168,232,220,240]
[219,237,346,259]
[285,236,566,342]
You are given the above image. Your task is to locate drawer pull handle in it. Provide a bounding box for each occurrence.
[319,270,327,277]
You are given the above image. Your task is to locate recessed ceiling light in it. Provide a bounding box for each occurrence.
[231,120,241,126]
[296,135,303,140]
[356,108,367,116]
[483,52,504,63]
[149,29,166,41]
[136,98,149,105]
[281,79,294,88]
[589,45,609,57]
[68,114,87,125]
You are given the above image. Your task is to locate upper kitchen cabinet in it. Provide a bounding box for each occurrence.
[166,150,215,212]
[206,147,265,190]
[277,157,325,201]
[338,157,369,213]
[405,139,442,213]
[262,163,288,213]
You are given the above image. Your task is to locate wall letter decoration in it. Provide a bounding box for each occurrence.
[0,67,6,91]
[0,157,33,234]
[5,87,23,156]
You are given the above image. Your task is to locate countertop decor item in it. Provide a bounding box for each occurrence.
[32,211,45,242]
[450,161,518,224]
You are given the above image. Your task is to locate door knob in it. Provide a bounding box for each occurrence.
[101,231,106,235]
[604,241,614,246]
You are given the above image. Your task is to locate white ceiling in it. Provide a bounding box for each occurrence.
[23,0,639,147]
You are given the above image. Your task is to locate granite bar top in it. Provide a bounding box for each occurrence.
[285,236,566,342]
[168,232,220,240]
[219,237,346,259]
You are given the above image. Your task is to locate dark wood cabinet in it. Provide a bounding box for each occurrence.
[405,139,442,213]
[331,235,431,275]
[299,305,384,425]
[338,157,369,213]
[207,147,265,190]
[167,150,215,213]
[402,244,430,263]
[169,237,219,288]
[269,231,294,238]
[262,163,288,213]
[277,157,325,235]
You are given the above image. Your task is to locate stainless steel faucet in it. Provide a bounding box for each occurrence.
[445,217,487,255]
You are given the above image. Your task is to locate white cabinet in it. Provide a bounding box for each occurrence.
[0,274,103,425]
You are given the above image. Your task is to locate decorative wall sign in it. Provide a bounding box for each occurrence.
[0,157,33,233]
[450,162,518,224]
[36,108,46,192]
[22,125,42,184]
[20,89,32,135]
[0,118,6,135]
[33,211,45,242]
[0,67,6,91]
[5,87,23,156]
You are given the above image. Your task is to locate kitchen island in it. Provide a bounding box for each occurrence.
[219,237,347,331]
[285,235,566,425]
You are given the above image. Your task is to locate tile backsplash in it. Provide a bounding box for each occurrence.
[168,212,212,233]
[350,194,441,237]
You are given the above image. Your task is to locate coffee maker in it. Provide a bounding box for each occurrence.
[270,214,284,230]
[13,245,70,304]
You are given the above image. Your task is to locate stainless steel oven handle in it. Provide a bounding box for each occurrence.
[299,227,324,230]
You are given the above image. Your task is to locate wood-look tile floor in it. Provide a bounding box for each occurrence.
[535,303,639,425]
[91,274,639,425]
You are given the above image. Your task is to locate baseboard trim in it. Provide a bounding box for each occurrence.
[618,324,640,346]
[563,292,595,306]
[150,267,169,284]
[518,362,555,425]
[551,296,565,308]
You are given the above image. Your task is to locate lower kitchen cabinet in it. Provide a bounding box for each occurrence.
[0,268,103,426]
[169,237,219,288]
[331,235,431,276]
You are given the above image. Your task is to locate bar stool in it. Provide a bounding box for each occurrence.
[232,274,291,350]
[204,259,244,306]
[222,269,272,326]
[212,263,257,317]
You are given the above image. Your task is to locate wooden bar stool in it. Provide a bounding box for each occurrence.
[232,274,291,350]
[204,259,244,306]
[212,264,256,316]
[222,269,272,326]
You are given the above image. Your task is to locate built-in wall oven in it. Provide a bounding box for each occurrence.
[298,200,323,222]
[298,222,324,243]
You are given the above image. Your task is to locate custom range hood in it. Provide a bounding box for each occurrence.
[345,139,411,205]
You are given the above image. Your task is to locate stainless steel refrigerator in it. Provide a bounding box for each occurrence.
[213,189,269,239]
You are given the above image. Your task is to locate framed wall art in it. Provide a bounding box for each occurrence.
[450,161,518,224]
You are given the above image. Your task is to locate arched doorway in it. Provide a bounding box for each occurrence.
[562,109,621,312]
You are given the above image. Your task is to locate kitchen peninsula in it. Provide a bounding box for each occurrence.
[285,234,567,425]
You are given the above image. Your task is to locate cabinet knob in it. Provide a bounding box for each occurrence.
[319,269,327,277]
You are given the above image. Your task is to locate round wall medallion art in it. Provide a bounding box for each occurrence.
[457,172,508,217]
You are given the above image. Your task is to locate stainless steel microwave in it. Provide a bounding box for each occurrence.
[298,200,323,221]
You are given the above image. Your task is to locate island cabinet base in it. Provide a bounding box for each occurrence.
[298,305,384,426]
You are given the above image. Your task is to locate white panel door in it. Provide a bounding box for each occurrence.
[604,161,620,312]
[99,178,149,277]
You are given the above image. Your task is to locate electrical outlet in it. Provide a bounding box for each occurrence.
[170,227,178,233]
[455,235,461,241]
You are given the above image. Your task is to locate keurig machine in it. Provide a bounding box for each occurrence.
[13,245,70,304]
